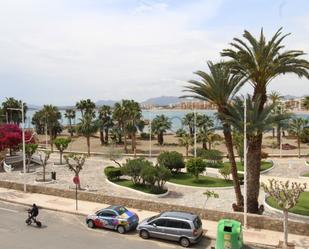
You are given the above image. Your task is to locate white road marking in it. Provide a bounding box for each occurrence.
[0,207,18,213]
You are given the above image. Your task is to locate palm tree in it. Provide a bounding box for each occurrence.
[41,105,62,152]
[222,28,309,213]
[2,97,28,125]
[179,133,193,157]
[288,118,308,158]
[196,114,216,149]
[98,105,113,145]
[64,109,76,137]
[268,91,283,139]
[182,113,195,136]
[152,115,171,145]
[113,100,130,153]
[76,112,98,156]
[76,99,96,118]
[302,96,309,110]
[184,61,244,208]
[125,100,144,155]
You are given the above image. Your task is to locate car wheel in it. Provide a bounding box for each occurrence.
[179,237,190,248]
[139,230,150,239]
[117,225,126,234]
[87,220,95,229]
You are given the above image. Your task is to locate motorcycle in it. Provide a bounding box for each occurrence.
[25,209,42,228]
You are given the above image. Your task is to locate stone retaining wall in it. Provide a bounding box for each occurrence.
[1,180,308,236]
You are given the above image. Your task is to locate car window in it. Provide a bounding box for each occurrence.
[181,221,191,229]
[147,214,160,222]
[113,206,128,216]
[101,211,116,217]
[193,217,202,229]
[151,219,167,227]
[166,220,182,228]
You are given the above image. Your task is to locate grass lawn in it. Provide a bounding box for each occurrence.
[266,192,309,216]
[302,173,309,177]
[222,161,273,172]
[111,179,167,195]
[169,172,233,188]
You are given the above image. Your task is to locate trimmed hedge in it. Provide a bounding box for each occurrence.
[104,166,122,181]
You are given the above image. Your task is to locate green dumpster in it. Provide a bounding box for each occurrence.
[215,219,244,249]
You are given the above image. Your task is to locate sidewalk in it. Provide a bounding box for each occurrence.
[0,188,308,249]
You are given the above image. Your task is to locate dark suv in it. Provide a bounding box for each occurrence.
[137,211,203,247]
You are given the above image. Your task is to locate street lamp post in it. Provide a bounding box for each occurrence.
[7,103,27,192]
[149,110,152,159]
[194,108,197,157]
[280,104,283,158]
[244,97,248,229]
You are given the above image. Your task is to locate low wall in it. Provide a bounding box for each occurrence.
[1,180,308,236]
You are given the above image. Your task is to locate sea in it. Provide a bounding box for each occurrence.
[24,109,309,132]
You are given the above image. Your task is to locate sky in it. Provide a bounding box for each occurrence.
[0,0,308,105]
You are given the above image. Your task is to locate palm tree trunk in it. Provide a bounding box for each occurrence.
[208,142,212,150]
[277,125,281,147]
[43,164,46,182]
[100,130,104,145]
[202,142,207,150]
[86,136,90,156]
[105,128,109,144]
[223,124,243,207]
[60,151,63,165]
[272,127,275,138]
[186,145,188,157]
[246,135,262,213]
[297,136,300,158]
[69,119,73,137]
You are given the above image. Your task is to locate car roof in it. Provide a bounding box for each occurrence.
[159,211,197,221]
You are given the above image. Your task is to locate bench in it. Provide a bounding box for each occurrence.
[3,161,14,173]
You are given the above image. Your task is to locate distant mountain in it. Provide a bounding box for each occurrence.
[95,100,117,107]
[27,104,42,110]
[283,95,298,100]
[141,96,183,106]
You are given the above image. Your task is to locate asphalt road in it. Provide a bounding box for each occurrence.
[0,201,214,249]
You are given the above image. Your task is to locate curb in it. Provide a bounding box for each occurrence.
[166,181,236,190]
[237,160,274,175]
[0,197,87,217]
[263,196,309,222]
[105,179,170,197]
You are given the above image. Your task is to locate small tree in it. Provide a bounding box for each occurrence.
[186,157,207,181]
[54,137,71,165]
[178,133,193,157]
[157,151,185,172]
[25,143,38,172]
[219,164,231,180]
[122,158,152,185]
[262,179,307,248]
[64,153,86,190]
[202,190,219,210]
[38,150,51,182]
[107,142,123,167]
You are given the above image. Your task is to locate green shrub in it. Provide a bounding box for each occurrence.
[186,157,207,181]
[140,165,171,192]
[140,132,154,140]
[122,158,153,184]
[301,127,309,143]
[261,151,268,159]
[202,149,223,164]
[219,164,231,181]
[158,151,185,172]
[104,166,122,180]
[176,128,187,137]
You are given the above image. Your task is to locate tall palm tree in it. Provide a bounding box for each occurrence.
[288,118,308,158]
[98,105,113,145]
[124,100,144,155]
[179,133,193,157]
[222,28,309,213]
[302,96,309,110]
[76,112,98,156]
[64,109,76,137]
[41,105,62,152]
[182,113,195,136]
[184,61,244,208]
[152,115,172,145]
[76,99,96,118]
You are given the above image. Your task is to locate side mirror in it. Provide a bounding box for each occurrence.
[152,223,157,228]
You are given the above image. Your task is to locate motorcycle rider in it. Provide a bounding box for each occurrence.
[28,203,39,221]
